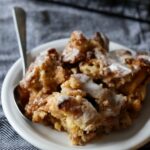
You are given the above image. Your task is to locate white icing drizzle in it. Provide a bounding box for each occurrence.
[73,30,84,39]
[95,49,133,76]
[80,111,99,130]
[115,94,126,105]
[76,98,99,129]
[57,95,70,105]
[63,48,79,62]
[35,51,48,66]
[72,74,103,99]
[103,94,126,117]
[94,49,108,65]
[108,63,131,76]
[94,49,104,59]
[25,68,36,81]
[73,73,89,83]
[21,51,51,87]
[108,50,133,76]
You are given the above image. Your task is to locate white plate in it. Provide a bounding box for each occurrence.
[1,38,150,150]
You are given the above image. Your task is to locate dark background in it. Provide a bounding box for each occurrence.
[0,0,150,149]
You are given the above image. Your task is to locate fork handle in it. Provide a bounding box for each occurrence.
[12,7,27,76]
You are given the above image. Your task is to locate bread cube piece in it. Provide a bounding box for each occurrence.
[46,92,100,145]
[62,31,109,64]
[62,31,89,64]
[16,48,70,117]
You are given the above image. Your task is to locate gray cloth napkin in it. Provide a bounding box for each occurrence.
[0,0,150,149]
